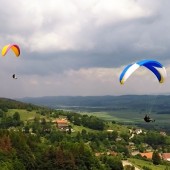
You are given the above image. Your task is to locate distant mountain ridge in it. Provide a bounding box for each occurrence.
[17,95,170,113]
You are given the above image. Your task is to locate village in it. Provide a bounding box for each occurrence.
[45,116,170,163]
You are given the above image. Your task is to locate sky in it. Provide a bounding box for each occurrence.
[0,0,170,98]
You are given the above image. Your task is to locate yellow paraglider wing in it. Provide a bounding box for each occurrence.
[2,44,20,57]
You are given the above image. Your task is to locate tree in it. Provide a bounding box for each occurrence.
[152,151,161,165]
[13,112,22,126]
[24,125,30,133]
[13,112,20,121]
[0,109,4,117]
[124,165,135,170]
[105,156,123,170]
[108,131,118,141]
[143,166,152,170]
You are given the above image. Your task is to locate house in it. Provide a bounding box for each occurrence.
[131,151,140,156]
[140,152,153,159]
[95,151,117,157]
[107,151,117,156]
[160,131,167,136]
[128,142,137,151]
[116,137,122,141]
[134,129,142,135]
[129,142,135,146]
[107,129,113,132]
[55,118,69,130]
[95,152,104,157]
[162,153,170,161]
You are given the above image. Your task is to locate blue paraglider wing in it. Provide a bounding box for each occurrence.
[120,60,166,84]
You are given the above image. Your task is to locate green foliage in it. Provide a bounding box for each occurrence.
[164,166,170,170]
[0,98,40,110]
[0,109,4,117]
[67,113,105,130]
[0,112,22,128]
[101,156,123,170]
[13,112,20,121]
[1,97,170,169]
[143,166,152,170]
[124,165,135,170]
[152,151,161,165]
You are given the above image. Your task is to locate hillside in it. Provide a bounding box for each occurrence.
[17,95,170,134]
[0,98,170,169]
[0,97,42,110]
[18,95,170,113]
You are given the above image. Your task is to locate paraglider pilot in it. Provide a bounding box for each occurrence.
[144,114,155,122]
[12,74,17,79]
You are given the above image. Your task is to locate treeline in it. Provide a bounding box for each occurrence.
[0,129,123,170]
[0,108,126,169]
[0,98,42,110]
[0,112,22,128]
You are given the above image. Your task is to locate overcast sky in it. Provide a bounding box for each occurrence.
[0,0,170,98]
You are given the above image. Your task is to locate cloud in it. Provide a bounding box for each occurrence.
[1,64,168,98]
[0,0,170,97]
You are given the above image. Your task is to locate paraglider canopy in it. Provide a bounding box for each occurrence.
[119,59,167,84]
[2,44,20,57]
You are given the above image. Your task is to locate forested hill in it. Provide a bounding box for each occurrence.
[0,97,42,110]
[18,95,170,112]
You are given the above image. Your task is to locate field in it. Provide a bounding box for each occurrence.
[129,158,170,170]
[6,109,44,121]
[19,95,170,132]
[72,109,170,124]
[65,108,170,133]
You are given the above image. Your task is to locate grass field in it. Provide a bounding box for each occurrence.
[72,124,99,133]
[129,158,170,170]
[7,109,44,121]
[77,109,170,126]
[78,110,143,123]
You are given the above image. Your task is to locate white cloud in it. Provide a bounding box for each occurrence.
[0,0,170,97]
[92,0,150,26]
[5,65,167,98]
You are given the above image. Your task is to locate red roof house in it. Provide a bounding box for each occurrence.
[55,118,69,129]
[140,152,153,159]
[162,153,170,161]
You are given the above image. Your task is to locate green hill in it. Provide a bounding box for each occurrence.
[0,98,170,169]
[0,97,41,110]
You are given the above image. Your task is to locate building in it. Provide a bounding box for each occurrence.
[160,131,167,136]
[140,152,153,159]
[55,118,69,130]
[134,129,142,135]
[162,153,170,161]
[131,151,140,156]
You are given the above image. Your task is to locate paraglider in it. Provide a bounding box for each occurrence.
[119,59,167,123]
[1,44,20,57]
[144,114,155,123]
[1,44,21,79]
[119,60,167,85]
[12,74,17,79]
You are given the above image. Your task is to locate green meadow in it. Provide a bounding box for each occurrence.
[129,158,170,170]
[6,109,44,121]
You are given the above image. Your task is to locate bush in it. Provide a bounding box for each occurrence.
[143,166,152,170]
[124,165,135,170]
